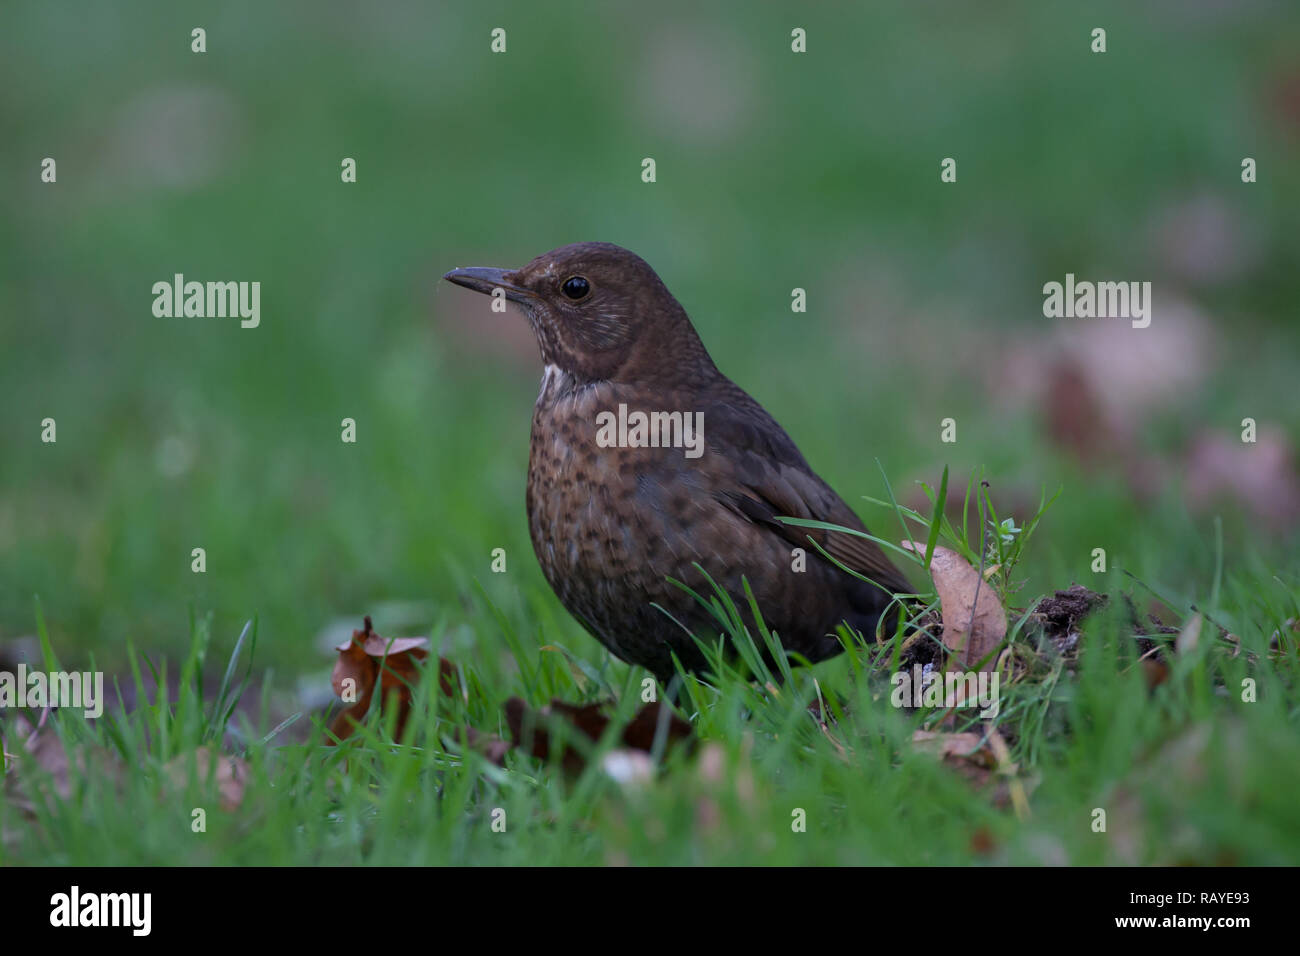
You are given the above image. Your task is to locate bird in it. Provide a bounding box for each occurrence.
[444,242,911,687]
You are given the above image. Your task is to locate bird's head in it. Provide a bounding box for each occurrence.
[444,242,712,387]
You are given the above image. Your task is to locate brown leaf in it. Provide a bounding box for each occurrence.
[5,712,71,801]
[545,700,612,740]
[164,746,248,811]
[1043,355,1115,466]
[903,543,1007,670]
[329,649,376,742]
[1185,426,1300,529]
[619,701,694,752]
[327,615,438,743]
[355,635,431,658]
[969,826,996,856]
[912,728,1031,818]
[504,697,692,772]
[912,730,990,763]
[4,713,123,820]
[1176,612,1203,656]
[329,635,377,742]
[504,697,600,772]
[1141,656,1171,690]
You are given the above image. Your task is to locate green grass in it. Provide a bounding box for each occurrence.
[4,477,1297,865]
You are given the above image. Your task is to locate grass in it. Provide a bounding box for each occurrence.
[4,475,1297,866]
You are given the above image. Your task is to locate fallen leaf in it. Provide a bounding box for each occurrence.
[328,615,437,743]
[903,543,1007,670]
[329,634,377,741]
[504,697,692,772]
[1176,613,1203,656]
[912,730,989,762]
[164,746,248,811]
[1185,426,1300,528]
[619,702,695,753]
[912,728,1032,818]
[1141,655,1171,690]
[4,711,123,818]
[969,827,996,855]
[6,711,71,800]
[504,698,598,772]
[1043,355,1115,466]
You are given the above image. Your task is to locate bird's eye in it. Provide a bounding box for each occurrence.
[561,276,590,300]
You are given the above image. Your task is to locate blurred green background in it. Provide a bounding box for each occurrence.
[3,0,1298,677]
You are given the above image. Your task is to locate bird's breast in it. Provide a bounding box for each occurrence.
[527,377,638,580]
[524,375,715,605]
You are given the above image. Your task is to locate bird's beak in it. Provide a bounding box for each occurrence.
[443,266,536,303]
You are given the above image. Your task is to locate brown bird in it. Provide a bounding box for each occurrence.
[445,242,910,686]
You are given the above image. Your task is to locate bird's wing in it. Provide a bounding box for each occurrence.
[700,391,912,596]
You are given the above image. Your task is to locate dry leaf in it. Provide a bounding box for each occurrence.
[504,697,692,772]
[328,615,437,743]
[504,697,601,772]
[329,633,377,741]
[912,730,988,762]
[3,712,72,805]
[1176,613,1203,656]
[903,543,1007,670]
[969,827,996,855]
[620,701,694,753]
[1186,427,1299,528]
[912,728,1032,818]
[164,746,248,811]
[3,711,128,820]
[1141,655,1171,690]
